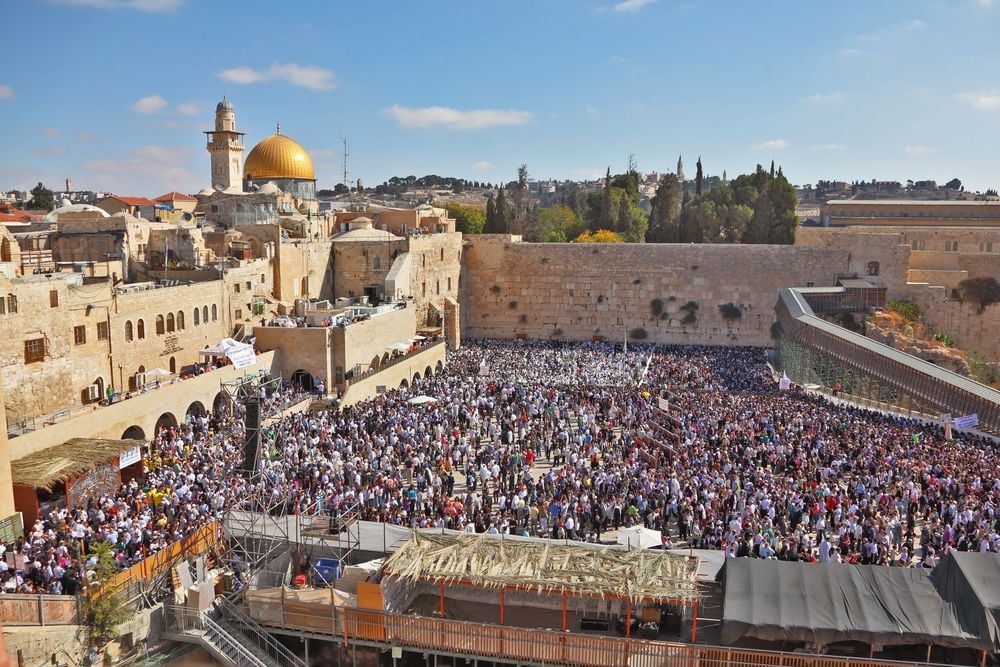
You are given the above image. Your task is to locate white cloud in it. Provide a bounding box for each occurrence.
[585,105,600,116]
[382,105,534,130]
[35,146,67,156]
[218,63,337,91]
[47,0,183,11]
[959,92,1000,110]
[811,143,848,151]
[175,103,199,116]
[82,145,196,193]
[0,84,13,99]
[974,0,994,7]
[751,139,789,151]
[311,149,335,159]
[806,92,843,103]
[614,0,655,12]
[130,95,168,113]
[840,48,861,57]
[471,161,494,171]
[41,127,61,137]
[905,145,928,157]
[903,19,926,30]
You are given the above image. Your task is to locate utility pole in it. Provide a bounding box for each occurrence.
[341,133,350,190]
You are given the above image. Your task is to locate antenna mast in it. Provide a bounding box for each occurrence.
[340,133,350,189]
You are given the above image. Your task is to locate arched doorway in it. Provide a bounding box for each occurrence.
[155,412,178,434]
[121,425,145,440]
[399,378,409,390]
[412,372,421,385]
[169,356,176,374]
[92,377,105,403]
[212,391,229,415]
[381,352,390,368]
[370,355,381,372]
[435,360,444,374]
[291,369,314,391]
[424,365,433,378]
[186,401,206,421]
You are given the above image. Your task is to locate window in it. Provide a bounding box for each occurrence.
[166,313,175,332]
[447,277,452,291]
[235,309,242,320]
[211,204,220,213]
[137,319,145,339]
[211,304,218,321]
[6,295,15,313]
[125,321,133,341]
[440,248,445,261]
[194,308,200,326]
[74,325,86,345]
[0,298,5,315]
[260,274,265,283]
[97,321,109,340]
[24,338,45,363]
[866,261,880,276]
[422,282,426,297]
[156,314,165,335]
[202,306,209,323]
[372,256,381,270]
[246,281,251,290]
[436,280,440,295]
[49,290,59,308]
[234,283,241,293]
[981,241,993,252]
[177,311,184,330]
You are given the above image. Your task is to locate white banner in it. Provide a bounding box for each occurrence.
[954,414,979,430]
[119,446,142,469]
[779,372,791,391]
[657,397,670,411]
[227,344,257,369]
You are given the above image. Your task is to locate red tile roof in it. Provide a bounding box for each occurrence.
[154,191,197,202]
[0,207,36,223]
[106,196,155,206]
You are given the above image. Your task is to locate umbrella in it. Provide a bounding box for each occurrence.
[146,367,172,378]
[407,395,436,405]
[410,335,426,341]
[387,342,410,352]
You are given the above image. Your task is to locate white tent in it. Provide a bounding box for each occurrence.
[407,395,436,405]
[199,338,256,369]
[616,526,663,550]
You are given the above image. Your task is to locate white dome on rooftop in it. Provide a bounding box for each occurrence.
[197,187,215,197]
[258,183,281,195]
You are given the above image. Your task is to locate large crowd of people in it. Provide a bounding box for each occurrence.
[3,339,998,596]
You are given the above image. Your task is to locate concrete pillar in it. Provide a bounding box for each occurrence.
[0,370,17,521]
[444,297,461,350]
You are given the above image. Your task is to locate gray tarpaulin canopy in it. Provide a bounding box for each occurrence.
[931,551,1000,651]
[719,558,983,650]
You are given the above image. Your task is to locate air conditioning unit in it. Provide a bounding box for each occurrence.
[133,373,146,388]
[86,384,100,401]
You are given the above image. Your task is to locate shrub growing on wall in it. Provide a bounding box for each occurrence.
[650,298,664,317]
[719,303,743,321]
[887,300,922,321]
[630,327,649,339]
[958,276,1000,314]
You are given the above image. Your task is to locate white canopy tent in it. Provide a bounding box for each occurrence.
[199,338,256,369]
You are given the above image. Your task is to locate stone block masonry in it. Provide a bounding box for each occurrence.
[460,236,859,346]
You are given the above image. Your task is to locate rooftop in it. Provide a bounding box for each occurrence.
[827,199,1000,207]
[12,438,137,490]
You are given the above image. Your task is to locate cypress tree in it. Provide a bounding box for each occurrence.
[695,157,703,196]
[600,167,613,229]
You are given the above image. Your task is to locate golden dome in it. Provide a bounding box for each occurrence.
[244,131,315,181]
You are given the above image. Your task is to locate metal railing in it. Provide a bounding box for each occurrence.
[0,593,81,626]
[217,598,307,667]
[163,604,268,667]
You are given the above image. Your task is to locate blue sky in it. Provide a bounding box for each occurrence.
[2,0,999,196]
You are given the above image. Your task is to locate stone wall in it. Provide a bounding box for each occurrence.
[331,236,407,303]
[406,234,463,327]
[274,239,334,302]
[254,325,331,388]
[460,236,866,346]
[340,342,446,407]
[897,284,1000,361]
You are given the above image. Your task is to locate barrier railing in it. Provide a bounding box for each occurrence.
[0,593,81,626]
[246,600,943,667]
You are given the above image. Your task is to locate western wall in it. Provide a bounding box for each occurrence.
[460,234,910,346]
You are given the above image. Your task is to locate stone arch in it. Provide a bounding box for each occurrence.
[156,314,165,335]
[203,305,209,323]
[125,320,133,341]
[381,352,390,368]
[137,319,145,339]
[166,312,175,332]
[212,391,229,414]
[186,401,206,420]
[412,372,421,384]
[0,237,11,262]
[169,356,176,374]
[194,307,200,326]
[399,378,409,390]
[372,256,381,270]
[155,412,178,434]
[435,360,444,374]
[91,377,105,403]
[291,369,313,391]
[121,425,146,440]
[177,311,185,330]
[867,261,880,276]
[370,355,381,372]
[211,304,218,321]
[424,365,433,378]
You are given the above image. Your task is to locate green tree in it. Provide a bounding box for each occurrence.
[445,202,485,235]
[484,194,500,233]
[647,173,681,243]
[494,187,512,233]
[535,205,583,242]
[695,157,704,196]
[575,229,623,243]
[29,182,55,212]
[945,178,962,190]
[600,167,614,229]
[82,541,133,652]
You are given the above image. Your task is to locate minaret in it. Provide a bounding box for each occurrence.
[677,154,685,182]
[204,97,245,190]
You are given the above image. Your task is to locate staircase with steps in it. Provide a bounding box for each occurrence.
[162,600,307,667]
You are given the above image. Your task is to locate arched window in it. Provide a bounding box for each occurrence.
[177,311,184,330]
[156,314,165,335]
[169,356,176,374]
[211,304,218,321]
[166,313,175,332]
[125,321,133,341]
[372,256,381,270]
[202,306,209,323]
[137,319,145,339]
[0,238,10,262]
[866,261,880,276]
[194,308,200,326]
